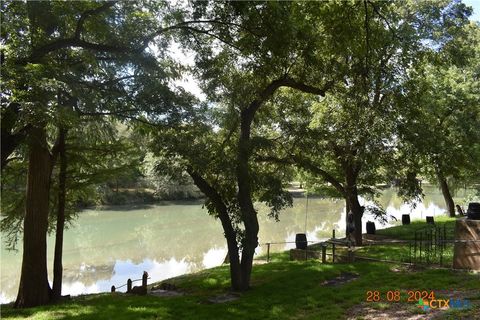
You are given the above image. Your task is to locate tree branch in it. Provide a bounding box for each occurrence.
[20,16,251,64]
[75,2,117,39]
[255,154,346,196]
[245,77,334,117]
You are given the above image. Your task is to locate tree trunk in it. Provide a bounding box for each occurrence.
[437,171,455,217]
[187,169,245,290]
[52,127,67,300]
[233,79,332,290]
[15,126,52,308]
[345,165,363,246]
[236,108,260,291]
[345,199,350,238]
[1,103,29,170]
[346,191,363,246]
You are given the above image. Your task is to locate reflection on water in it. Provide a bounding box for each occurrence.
[1,186,456,303]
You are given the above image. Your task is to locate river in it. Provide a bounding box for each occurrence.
[0,185,467,303]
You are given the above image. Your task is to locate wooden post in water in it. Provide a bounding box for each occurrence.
[127,279,132,293]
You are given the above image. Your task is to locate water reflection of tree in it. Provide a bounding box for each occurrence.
[62,264,115,287]
[67,205,225,268]
[57,199,347,286]
[257,197,345,242]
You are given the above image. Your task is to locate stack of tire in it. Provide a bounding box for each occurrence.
[467,202,480,220]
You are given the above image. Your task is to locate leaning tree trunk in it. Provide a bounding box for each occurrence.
[437,171,455,217]
[52,127,67,300]
[15,126,52,308]
[187,169,244,290]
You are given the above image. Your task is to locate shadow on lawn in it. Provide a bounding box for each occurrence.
[2,261,477,320]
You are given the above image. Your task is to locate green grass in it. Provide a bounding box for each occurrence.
[355,244,411,262]
[376,216,456,240]
[2,216,477,320]
[352,243,455,266]
[2,258,479,319]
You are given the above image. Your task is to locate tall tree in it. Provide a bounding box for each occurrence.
[398,22,480,216]
[152,1,381,289]
[252,0,466,245]
[1,0,181,307]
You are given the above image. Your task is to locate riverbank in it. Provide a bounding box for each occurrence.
[2,218,479,320]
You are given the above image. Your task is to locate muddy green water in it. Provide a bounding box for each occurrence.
[1,186,466,302]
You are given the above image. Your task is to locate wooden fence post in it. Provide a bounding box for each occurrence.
[127,278,132,293]
[111,285,115,293]
[142,271,148,289]
[332,242,336,263]
[321,244,327,263]
[267,243,270,262]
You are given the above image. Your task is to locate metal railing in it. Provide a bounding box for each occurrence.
[257,226,479,268]
[259,230,354,263]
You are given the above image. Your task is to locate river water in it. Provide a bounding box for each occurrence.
[0,186,464,303]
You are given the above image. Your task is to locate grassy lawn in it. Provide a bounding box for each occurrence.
[2,216,478,320]
[2,257,479,319]
[376,216,456,240]
[352,243,455,266]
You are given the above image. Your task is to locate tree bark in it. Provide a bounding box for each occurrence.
[187,169,244,290]
[345,199,350,238]
[1,103,29,170]
[15,126,53,308]
[437,171,455,217]
[52,127,67,300]
[236,107,260,291]
[345,165,363,246]
[346,190,363,246]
